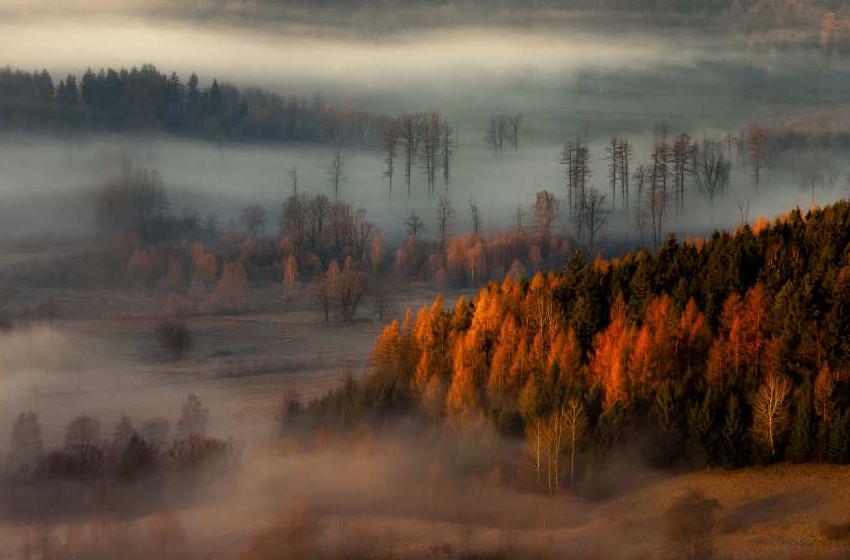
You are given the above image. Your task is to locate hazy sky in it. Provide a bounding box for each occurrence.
[0,16,692,93]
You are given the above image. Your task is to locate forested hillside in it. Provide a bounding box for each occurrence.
[301,199,850,489]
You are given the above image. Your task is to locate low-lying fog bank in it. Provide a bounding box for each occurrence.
[0,131,846,246]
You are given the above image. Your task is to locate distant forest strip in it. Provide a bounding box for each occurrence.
[161,1,850,50]
[0,65,392,145]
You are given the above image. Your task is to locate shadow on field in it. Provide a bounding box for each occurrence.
[720,490,820,534]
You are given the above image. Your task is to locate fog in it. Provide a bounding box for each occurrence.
[0,325,670,559]
[2,14,850,244]
[0,326,669,559]
[0,131,845,246]
[0,18,691,93]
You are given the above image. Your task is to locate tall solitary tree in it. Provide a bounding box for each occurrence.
[468,200,482,235]
[436,196,455,261]
[581,187,610,249]
[507,115,522,152]
[400,114,419,196]
[440,119,457,189]
[327,149,347,201]
[383,123,398,201]
[694,139,731,222]
[563,398,587,490]
[751,373,792,461]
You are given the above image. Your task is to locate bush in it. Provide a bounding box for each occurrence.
[665,490,721,560]
[156,320,193,360]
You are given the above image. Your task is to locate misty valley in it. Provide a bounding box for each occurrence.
[3,2,850,559]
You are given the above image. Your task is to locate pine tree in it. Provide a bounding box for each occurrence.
[786,384,814,463]
[595,402,626,458]
[826,409,850,464]
[720,394,747,469]
[686,394,714,468]
[651,381,684,466]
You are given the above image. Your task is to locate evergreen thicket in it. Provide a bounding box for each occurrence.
[0,65,390,145]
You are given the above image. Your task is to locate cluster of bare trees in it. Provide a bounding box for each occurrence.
[560,134,592,226]
[280,192,377,272]
[383,112,457,198]
[634,133,730,246]
[5,394,238,482]
[315,257,366,322]
[98,158,169,232]
[558,135,613,248]
[557,127,740,249]
[486,114,522,153]
[525,399,587,494]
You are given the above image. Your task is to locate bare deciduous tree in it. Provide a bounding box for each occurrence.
[751,373,793,460]
[468,199,482,235]
[671,133,696,213]
[581,187,610,249]
[436,196,455,260]
[747,124,769,190]
[563,399,587,490]
[513,204,525,231]
[736,199,750,227]
[420,113,442,195]
[440,119,457,189]
[487,116,507,153]
[560,134,591,234]
[404,211,425,271]
[327,149,347,201]
[370,280,395,323]
[545,410,567,494]
[694,139,731,222]
[383,124,398,201]
[288,166,299,196]
[400,114,420,196]
[506,115,522,152]
[606,136,632,211]
[525,418,546,487]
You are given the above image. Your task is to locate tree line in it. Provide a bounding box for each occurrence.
[27,157,583,326]
[288,198,850,494]
[0,64,392,145]
[4,394,236,484]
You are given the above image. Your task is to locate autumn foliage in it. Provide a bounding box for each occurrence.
[323,201,850,486]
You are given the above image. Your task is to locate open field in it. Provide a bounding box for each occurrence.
[164,463,850,559]
[3,461,850,559]
[0,281,472,449]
